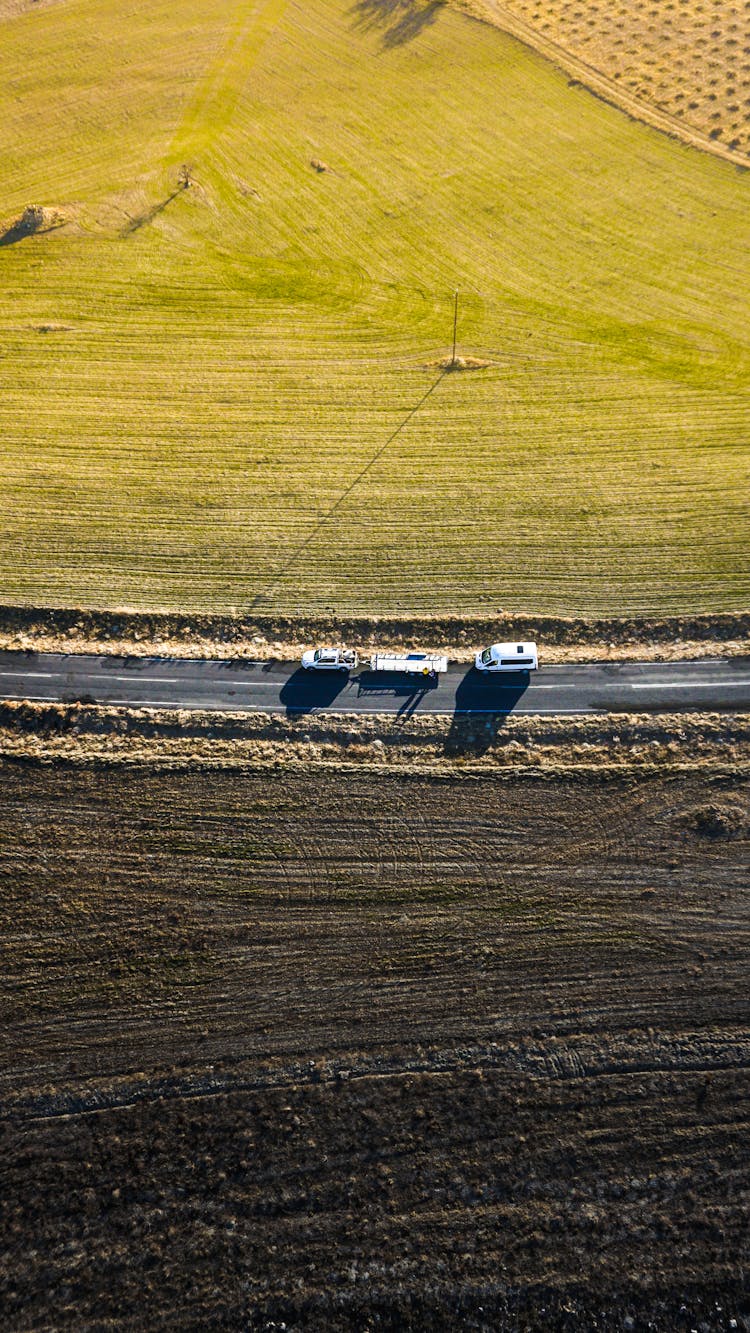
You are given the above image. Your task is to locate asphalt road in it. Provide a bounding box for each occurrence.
[0,650,748,717]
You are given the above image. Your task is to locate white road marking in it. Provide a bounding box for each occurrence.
[429,708,591,715]
[2,671,747,691]
[270,706,593,715]
[524,682,583,693]
[630,681,746,689]
[0,671,185,684]
[0,693,213,709]
[0,671,69,679]
[103,698,203,707]
[0,691,593,715]
[106,675,183,684]
[527,683,598,690]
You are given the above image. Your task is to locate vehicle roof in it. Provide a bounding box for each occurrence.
[489,641,537,654]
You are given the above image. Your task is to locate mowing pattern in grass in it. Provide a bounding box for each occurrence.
[0,0,748,616]
[480,0,750,160]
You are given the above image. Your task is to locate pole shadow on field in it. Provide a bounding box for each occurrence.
[445,668,530,756]
[279,668,350,715]
[120,185,186,236]
[250,371,446,610]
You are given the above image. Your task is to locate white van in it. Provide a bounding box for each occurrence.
[475,641,538,673]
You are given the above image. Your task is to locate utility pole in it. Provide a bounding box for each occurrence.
[451,289,459,365]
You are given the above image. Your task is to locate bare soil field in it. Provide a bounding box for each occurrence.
[469,0,750,162]
[1,761,749,1327]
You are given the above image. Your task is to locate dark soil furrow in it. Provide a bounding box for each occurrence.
[1,763,748,1328]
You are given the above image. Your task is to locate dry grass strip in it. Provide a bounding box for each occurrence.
[0,605,748,665]
[1,700,748,775]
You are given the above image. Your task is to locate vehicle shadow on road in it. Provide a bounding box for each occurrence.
[445,669,530,756]
[356,669,439,718]
[280,668,350,715]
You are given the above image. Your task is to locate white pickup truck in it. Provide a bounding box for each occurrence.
[370,652,448,676]
[475,641,538,673]
[301,647,358,672]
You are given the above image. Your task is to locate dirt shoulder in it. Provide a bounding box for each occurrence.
[1,699,748,775]
[0,603,747,665]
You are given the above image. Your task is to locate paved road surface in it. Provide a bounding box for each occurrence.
[0,651,748,717]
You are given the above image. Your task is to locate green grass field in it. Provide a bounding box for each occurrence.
[0,0,748,617]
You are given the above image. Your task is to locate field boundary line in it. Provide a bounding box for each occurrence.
[252,370,448,607]
[468,0,749,171]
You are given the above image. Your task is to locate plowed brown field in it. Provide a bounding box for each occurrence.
[1,762,749,1327]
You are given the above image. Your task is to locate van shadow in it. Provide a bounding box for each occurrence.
[350,0,444,48]
[279,668,350,715]
[445,669,530,756]
[357,669,439,718]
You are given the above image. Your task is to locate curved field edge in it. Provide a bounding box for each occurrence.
[460,0,750,166]
[0,0,748,618]
[460,0,750,170]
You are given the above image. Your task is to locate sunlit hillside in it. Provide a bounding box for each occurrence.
[0,0,748,615]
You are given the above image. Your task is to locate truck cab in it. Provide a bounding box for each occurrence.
[474,641,538,673]
[301,647,358,672]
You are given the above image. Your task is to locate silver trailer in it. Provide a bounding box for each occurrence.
[370,652,448,676]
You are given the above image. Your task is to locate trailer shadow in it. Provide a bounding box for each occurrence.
[279,668,350,715]
[445,669,530,756]
[356,669,439,718]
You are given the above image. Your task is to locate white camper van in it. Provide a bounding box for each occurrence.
[474,642,538,673]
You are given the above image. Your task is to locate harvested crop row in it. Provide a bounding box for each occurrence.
[468,0,750,161]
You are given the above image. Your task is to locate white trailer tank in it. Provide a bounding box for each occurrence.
[370,652,448,675]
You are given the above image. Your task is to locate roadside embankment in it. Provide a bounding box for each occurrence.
[1,700,747,776]
[0,605,747,665]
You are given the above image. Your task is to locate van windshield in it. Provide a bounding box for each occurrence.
[480,647,494,665]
